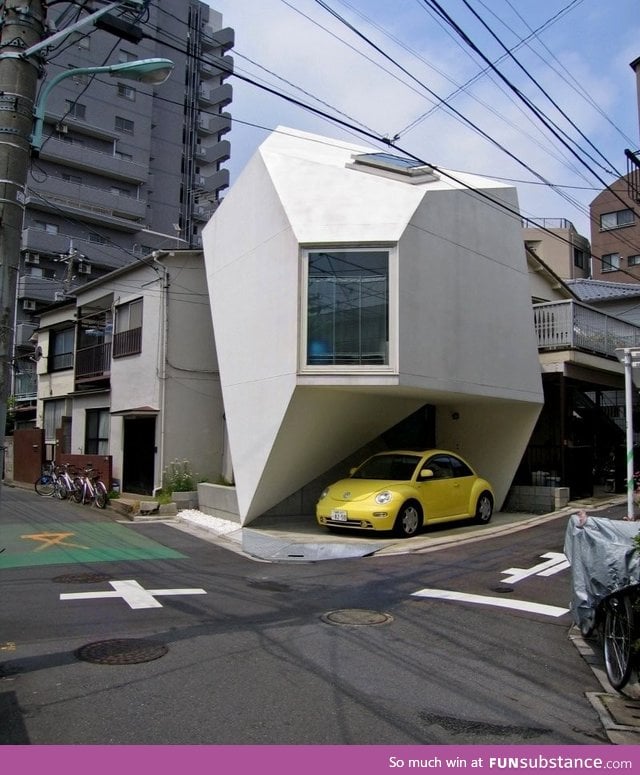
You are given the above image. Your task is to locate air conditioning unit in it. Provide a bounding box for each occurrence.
[23,299,36,311]
[54,291,66,302]
[78,263,91,275]
[55,123,69,134]
[25,252,40,264]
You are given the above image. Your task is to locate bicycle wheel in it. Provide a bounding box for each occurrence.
[603,593,635,690]
[93,481,108,509]
[54,478,68,499]
[35,474,55,497]
[72,477,85,504]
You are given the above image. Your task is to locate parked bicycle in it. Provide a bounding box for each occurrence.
[72,466,109,509]
[34,462,80,500]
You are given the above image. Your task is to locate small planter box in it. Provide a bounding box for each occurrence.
[171,491,198,511]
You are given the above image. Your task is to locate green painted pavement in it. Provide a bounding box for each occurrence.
[0,522,186,569]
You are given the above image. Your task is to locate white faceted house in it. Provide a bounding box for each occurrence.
[202,128,543,525]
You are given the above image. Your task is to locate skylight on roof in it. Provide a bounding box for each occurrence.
[348,152,439,183]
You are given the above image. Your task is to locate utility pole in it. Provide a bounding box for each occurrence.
[0,1,46,477]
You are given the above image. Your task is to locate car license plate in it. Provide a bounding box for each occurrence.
[331,510,348,521]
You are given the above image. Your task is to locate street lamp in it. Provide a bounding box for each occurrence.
[31,58,174,152]
[615,346,640,520]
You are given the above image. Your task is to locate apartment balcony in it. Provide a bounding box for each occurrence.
[201,25,234,54]
[22,228,134,270]
[39,136,148,183]
[197,113,232,136]
[196,167,229,197]
[196,140,231,166]
[26,181,147,232]
[17,274,58,303]
[534,300,640,359]
[14,368,37,402]
[199,55,234,81]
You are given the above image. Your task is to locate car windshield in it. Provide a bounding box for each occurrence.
[352,454,421,481]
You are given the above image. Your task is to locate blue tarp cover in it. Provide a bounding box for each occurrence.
[563,514,640,634]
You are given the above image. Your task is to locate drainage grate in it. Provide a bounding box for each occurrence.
[75,638,168,665]
[321,608,393,626]
[53,572,113,584]
[600,694,640,727]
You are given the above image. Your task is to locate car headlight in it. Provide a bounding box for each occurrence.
[375,490,393,504]
[318,488,329,501]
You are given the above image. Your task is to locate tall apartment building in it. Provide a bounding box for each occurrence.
[13,0,233,426]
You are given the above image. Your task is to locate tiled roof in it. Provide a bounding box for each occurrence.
[566,279,640,301]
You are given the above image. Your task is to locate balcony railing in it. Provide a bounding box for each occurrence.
[533,300,640,357]
[75,342,111,380]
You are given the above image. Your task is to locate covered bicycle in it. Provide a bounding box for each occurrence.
[564,514,640,691]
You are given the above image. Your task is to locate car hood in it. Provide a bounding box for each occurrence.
[326,479,403,502]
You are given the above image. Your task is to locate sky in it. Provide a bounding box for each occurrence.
[202,0,640,240]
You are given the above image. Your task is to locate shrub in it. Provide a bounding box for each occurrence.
[162,459,197,494]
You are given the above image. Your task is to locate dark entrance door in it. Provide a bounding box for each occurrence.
[122,417,156,495]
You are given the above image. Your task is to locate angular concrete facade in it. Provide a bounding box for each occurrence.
[202,129,543,524]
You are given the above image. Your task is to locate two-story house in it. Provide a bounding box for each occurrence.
[30,250,224,494]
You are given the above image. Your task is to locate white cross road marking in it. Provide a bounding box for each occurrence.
[60,579,207,610]
[411,588,569,618]
[500,552,570,584]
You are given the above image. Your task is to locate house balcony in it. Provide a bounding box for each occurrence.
[75,342,111,388]
[533,300,640,358]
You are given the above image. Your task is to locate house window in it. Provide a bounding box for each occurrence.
[64,100,86,120]
[602,253,621,272]
[113,298,142,357]
[305,249,390,367]
[629,255,640,266]
[43,399,65,444]
[50,327,74,371]
[115,116,134,134]
[85,408,109,455]
[573,247,587,269]
[34,220,59,235]
[600,209,634,230]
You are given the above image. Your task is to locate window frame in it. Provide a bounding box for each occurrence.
[300,245,398,374]
[602,253,621,273]
[600,209,634,231]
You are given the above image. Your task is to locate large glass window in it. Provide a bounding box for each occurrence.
[306,250,389,366]
[85,408,109,455]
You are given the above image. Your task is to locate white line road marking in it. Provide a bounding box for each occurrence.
[60,579,207,610]
[411,588,570,617]
[500,552,569,584]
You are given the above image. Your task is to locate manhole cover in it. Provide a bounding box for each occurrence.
[53,573,113,584]
[321,608,393,626]
[75,638,168,665]
[492,585,514,594]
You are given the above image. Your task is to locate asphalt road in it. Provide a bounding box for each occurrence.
[0,485,612,745]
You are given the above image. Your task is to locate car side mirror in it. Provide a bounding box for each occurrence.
[419,469,434,479]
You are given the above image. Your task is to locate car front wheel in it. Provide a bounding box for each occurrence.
[394,502,422,538]
[474,492,493,524]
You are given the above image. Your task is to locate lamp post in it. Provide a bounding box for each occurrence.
[615,347,640,520]
[31,58,174,152]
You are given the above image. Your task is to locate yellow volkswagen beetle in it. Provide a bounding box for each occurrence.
[316,449,494,538]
